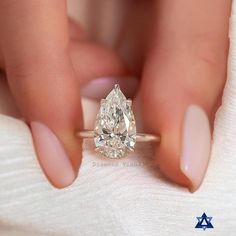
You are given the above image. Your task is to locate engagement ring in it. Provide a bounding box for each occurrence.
[77,84,160,158]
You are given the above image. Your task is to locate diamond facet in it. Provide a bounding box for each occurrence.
[94,84,136,158]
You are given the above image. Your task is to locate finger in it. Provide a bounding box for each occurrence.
[67,19,139,99]
[140,0,231,191]
[67,18,128,83]
[0,20,129,111]
[0,0,82,188]
[0,39,136,114]
[70,41,127,84]
[69,41,138,99]
[0,18,84,69]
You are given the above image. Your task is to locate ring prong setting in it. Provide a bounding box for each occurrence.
[94,84,136,158]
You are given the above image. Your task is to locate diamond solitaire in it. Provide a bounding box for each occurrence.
[77,84,160,158]
[94,84,136,158]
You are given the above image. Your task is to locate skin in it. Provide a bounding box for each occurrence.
[0,0,232,189]
[117,0,231,187]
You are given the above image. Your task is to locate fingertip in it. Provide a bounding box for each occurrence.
[180,105,212,192]
[80,75,139,100]
[30,121,77,188]
[153,104,211,192]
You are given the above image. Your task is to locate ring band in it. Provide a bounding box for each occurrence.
[77,130,160,142]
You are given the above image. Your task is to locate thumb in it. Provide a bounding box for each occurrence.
[0,0,82,188]
[140,0,230,191]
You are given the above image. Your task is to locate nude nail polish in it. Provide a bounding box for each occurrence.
[180,105,211,192]
[80,76,139,100]
[30,121,75,188]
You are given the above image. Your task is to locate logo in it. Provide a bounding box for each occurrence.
[195,213,214,231]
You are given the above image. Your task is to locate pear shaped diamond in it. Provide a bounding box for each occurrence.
[94,84,136,158]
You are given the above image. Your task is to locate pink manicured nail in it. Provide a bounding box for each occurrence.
[30,121,75,188]
[180,105,211,192]
[80,76,139,100]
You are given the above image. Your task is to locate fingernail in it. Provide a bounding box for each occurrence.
[80,76,139,100]
[180,105,211,192]
[30,121,75,188]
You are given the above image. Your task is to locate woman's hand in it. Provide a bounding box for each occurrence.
[117,0,231,191]
[0,0,131,188]
[0,0,232,191]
